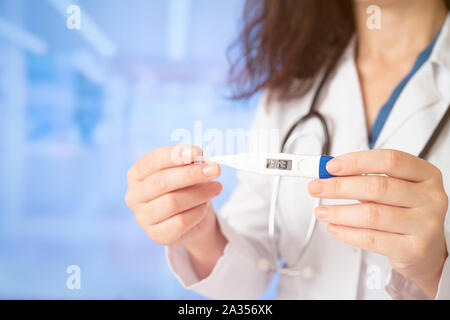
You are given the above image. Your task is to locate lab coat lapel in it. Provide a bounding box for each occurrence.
[372,63,443,156]
[373,13,450,157]
[377,98,449,157]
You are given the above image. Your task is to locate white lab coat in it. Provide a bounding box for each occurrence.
[167,14,450,299]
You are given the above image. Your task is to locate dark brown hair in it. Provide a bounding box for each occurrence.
[228,0,450,102]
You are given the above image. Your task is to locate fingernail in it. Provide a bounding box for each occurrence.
[308,180,324,195]
[181,147,192,160]
[202,163,219,177]
[315,206,329,219]
[326,158,343,174]
[327,225,338,235]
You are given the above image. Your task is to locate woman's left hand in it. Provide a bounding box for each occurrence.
[308,149,449,299]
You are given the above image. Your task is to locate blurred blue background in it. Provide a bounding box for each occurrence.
[0,0,274,299]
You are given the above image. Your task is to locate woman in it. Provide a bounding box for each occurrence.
[125,0,450,299]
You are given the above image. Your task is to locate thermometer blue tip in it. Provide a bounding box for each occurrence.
[319,155,335,179]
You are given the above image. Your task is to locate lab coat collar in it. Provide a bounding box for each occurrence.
[363,13,450,155]
[373,62,442,153]
[431,13,450,73]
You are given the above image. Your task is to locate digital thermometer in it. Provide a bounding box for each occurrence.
[203,153,335,179]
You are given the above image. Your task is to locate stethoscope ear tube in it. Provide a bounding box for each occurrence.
[268,107,332,275]
[281,110,331,156]
[268,77,333,275]
[268,173,320,276]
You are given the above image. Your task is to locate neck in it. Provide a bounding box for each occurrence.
[354,0,447,61]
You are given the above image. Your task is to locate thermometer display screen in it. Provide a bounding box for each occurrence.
[266,159,292,170]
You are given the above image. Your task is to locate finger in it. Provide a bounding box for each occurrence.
[134,162,220,203]
[326,149,435,182]
[146,203,209,245]
[139,181,222,225]
[129,145,203,181]
[314,203,420,235]
[327,224,412,260]
[308,175,425,207]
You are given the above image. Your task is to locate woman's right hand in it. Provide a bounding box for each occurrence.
[125,145,224,248]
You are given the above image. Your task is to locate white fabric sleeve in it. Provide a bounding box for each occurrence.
[435,229,450,300]
[384,268,429,300]
[166,213,274,299]
[435,254,450,299]
[166,93,280,299]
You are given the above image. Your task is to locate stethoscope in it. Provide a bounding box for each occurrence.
[267,66,450,277]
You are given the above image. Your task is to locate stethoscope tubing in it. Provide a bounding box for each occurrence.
[267,65,450,276]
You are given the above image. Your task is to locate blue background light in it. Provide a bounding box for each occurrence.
[0,0,277,299]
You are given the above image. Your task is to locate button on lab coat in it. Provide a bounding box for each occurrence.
[167,14,450,299]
